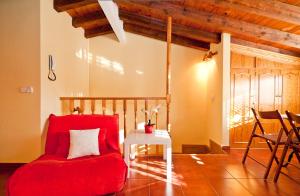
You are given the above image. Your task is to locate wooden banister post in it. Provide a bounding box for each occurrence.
[134,100,138,129]
[123,100,127,138]
[80,100,85,114]
[144,99,148,124]
[112,100,117,114]
[91,100,95,114]
[69,99,74,114]
[102,100,106,115]
[166,16,172,133]
[155,100,159,154]
[145,99,149,155]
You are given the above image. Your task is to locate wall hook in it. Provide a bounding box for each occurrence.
[48,55,56,81]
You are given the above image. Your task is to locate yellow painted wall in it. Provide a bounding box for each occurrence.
[0,0,228,160]
[207,43,223,145]
[89,33,208,153]
[171,44,209,152]
[0,0,41,163]
[89,33,165,97]
[0,0,90,163]
[40,0,90,151]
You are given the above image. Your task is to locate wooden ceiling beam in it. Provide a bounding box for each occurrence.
[123,23,210,51]
[72,10,108,28]
[180,0,300,27]
[231,37,300,57]
[115,0,300,53]
[277,0,300,7]
[54,0,97,12]
[84,24,113,38]
[119,10,220,43]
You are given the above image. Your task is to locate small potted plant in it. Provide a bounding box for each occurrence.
[142,105,161,134]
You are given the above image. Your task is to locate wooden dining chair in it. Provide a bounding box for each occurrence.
[242,108,289,179]
[273,111,300,182]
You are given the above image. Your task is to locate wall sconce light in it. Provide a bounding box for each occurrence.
[203,51,218,61]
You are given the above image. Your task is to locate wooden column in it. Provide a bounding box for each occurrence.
[166,16,172,132]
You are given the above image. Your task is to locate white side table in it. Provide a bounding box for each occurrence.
[124,129,172,180]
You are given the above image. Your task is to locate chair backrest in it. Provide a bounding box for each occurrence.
[45,114,120,156]
[285,111,300,142]
[251,108,266,134]
[260,110,289,136]
[258,110,282,120]
[251,108,289,136]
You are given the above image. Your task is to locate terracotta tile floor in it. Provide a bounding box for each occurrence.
[118,149,300,196]
[1,149,299,196]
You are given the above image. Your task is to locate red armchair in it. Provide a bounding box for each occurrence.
[7,114,127,196]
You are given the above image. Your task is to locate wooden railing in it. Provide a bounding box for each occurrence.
[60,96,170,135]
[60,96,170,155]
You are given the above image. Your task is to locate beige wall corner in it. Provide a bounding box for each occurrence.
[207,33,231,147]
[221,33,231,146]
[207,43,222,145]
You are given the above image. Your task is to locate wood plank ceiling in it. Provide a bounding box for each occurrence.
[54,0,300,56]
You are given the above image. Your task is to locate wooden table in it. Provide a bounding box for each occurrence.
[124,129,172,180]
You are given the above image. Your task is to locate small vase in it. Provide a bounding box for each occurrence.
[144,125,154,134]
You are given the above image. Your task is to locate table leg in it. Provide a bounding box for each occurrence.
[124,143,130,178]
[163,144,167,160]
[130,144,136,160]
[166,143,172,181]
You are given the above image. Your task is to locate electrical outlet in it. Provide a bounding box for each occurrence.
[20,86,34,94]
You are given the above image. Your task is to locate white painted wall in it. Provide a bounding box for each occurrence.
[207,33,231,147]
[40,0,90,152]
[89,32,208,153]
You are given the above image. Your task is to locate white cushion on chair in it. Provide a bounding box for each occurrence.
[67,128,100,159]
